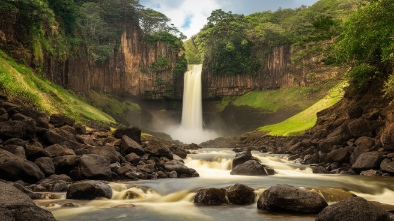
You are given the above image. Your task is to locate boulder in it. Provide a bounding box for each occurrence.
[0,182,57,221]
[52,155,81,174]
[34,157,55,176]
[49,113,75,127]
[137,163,156,173]
[230,160,274,176]
[352,151,383,173]
[327,147,351,163]
[348,119,372,137]
[125,153,141,165]
[88,145,120,163]
[1,144,26,159]
[113,127,141,144]
[42,128,76,145]
[347,106,363,119]
[32,178,69,192]
[315,197,392,221]
[381,123,394,151]
[0,149,45,183]
[6,105,49,128]
[257,184,327,214]
[120,135,145,156]
[164,160,199,177]
[351,136,375,163]
[24,142,51,161]
[144,145,173,159]
[232,150,254,169]
[170,145,187,159]
[0,119,36,140]
[194,188,227,205]
[45,144,75,157]
[78,154,112,180]
[66,180,112,200]
[226,183,255,205]
[47,174,73,182]
[380,158,394,174]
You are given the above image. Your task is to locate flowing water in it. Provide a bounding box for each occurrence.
[37,149,394,221]
[168,64,219,144]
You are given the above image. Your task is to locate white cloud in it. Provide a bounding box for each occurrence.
[139,0,319,38]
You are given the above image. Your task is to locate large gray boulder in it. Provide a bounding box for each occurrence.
[316,197,392,221]
[257,184,327,214]
[66,180,112,200]
[0,149,45,183]
[0,182,57,221]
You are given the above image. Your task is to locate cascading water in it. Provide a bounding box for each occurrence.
[181,64,203,130]
[169,64,219,144]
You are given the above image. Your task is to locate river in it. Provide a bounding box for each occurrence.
[35,148,394,221]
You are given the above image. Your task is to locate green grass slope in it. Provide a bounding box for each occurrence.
[257,81,347,136]
[0,50,116,126]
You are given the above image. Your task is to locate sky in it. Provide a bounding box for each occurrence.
[139,0,319,39]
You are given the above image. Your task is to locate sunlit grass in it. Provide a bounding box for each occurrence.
[0,50,116,125]
[257,81,347,136]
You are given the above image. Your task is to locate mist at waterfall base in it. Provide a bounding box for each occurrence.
[167,64,220,144]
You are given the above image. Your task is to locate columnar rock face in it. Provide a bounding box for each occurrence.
[202,44,339,98]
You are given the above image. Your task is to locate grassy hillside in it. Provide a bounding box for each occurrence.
[257,81,346,136]
[0,50,116,126]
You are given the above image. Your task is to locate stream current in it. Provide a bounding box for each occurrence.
[36,149,394,221]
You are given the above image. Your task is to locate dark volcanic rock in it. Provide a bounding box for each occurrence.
[78,154,112,180]
[0,119,36,140]
[66,180,112,200]
[257,184,328,214]
[226,183,255,205]
[0,149,45,183]
[88,145,120,163]
[347,106,363,119]
[50,113,75,127]
[1,144,26,159]
[45,144,75,157]
[232,150,254,169]
[352,151,383,173]
[380,123,394,151]
[121,135,145,156]
[327,147,351,163]
[34,157,55,176]
[380,158,394,174]
[351,136,375,163]
[347,119,372,137]
[52,155,81,174]
[24,142,51,161]
[164,160,199,177]
[113,127,141,144]
[315,197,392,221]
[0,182,57,221]
[230,160,274,176]
[194,188,227,205]
[144,145,173,159]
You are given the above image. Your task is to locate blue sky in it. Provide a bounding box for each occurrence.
[139,0,319,39]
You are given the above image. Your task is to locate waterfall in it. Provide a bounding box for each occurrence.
[182,64,203,130]
[168,64,219,144]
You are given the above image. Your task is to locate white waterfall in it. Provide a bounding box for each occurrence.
[181,64,203,130]
[168,64,218,144]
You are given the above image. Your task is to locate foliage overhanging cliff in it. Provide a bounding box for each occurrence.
[0,0,187,99]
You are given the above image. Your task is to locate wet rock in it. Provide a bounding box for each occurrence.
[194,188,227,205]
[0,119,37,140]
[66,180,112,200]
[164,160,199,177]
[0,182,57,221]
[257,184,328,214]
[315,197,392,221]
[230,160,274,176]
[232,150,255,169]
[226,183,255,205]
[34,157,55,176]
[0,149,45,183]
[78,154,112,180]
[352,151,383,173]
[360,169,383,176]
[380,158,394,174]
[45,144,75,157]
[113,127,141,144]
[12,182,41,199]
[121,135,145,156]
[32,178,69,192]
[50,113,75,127]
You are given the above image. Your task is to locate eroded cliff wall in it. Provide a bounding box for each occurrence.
[202,44,340,98]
